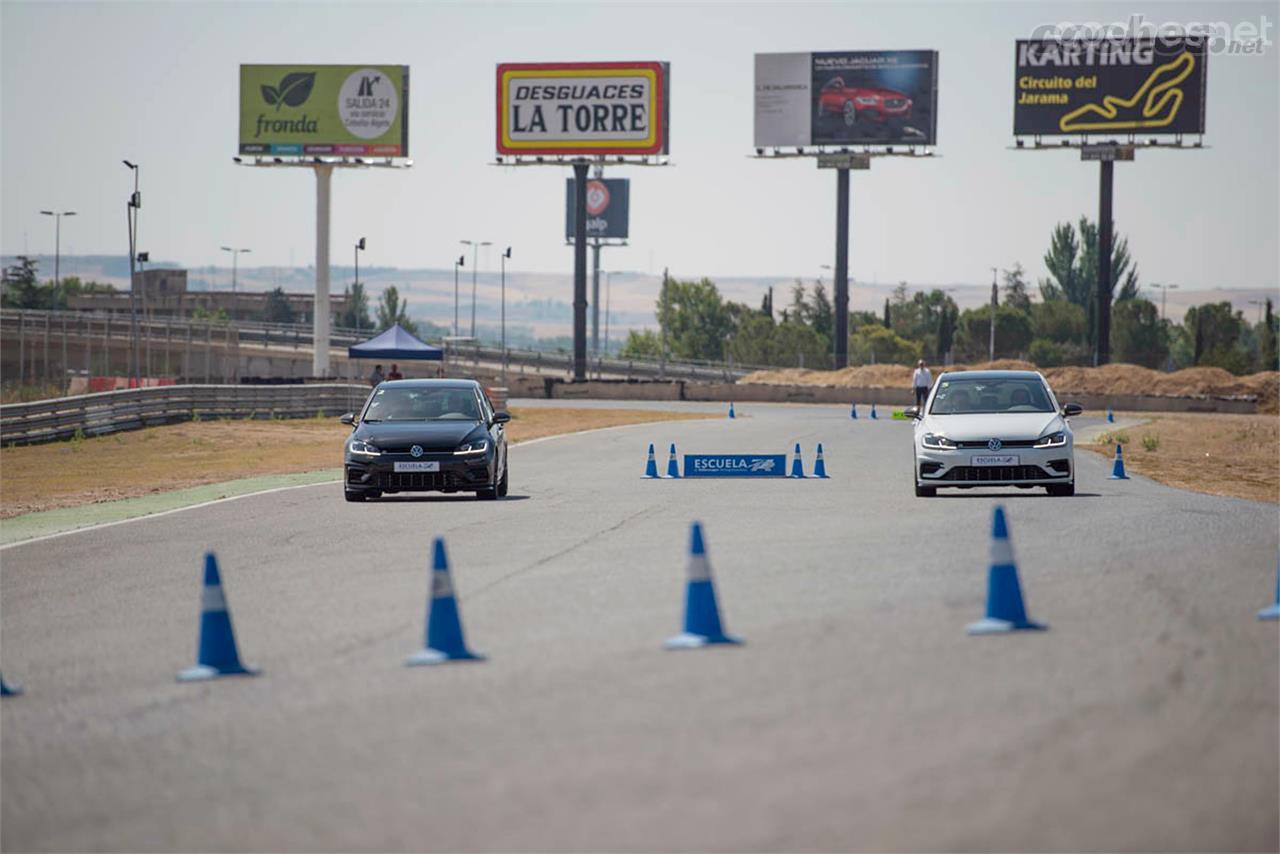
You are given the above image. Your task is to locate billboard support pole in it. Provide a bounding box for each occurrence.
[834,167,850,369]
[314,163,333,378]
[572,162,589,382]
[1096,159,1114,366]
[591,239,602,366]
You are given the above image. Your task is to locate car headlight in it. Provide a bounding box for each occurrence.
[921,433,957,450]
[1035,431,1068,448]
[454,439,489,456]
[348,439,380,456]
[853,96,878,105]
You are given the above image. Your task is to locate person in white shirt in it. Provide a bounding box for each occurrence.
[911,360,933,409]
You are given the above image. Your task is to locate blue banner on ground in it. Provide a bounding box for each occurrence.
[683,454,787,478]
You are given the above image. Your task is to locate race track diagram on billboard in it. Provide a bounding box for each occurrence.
[239,65,409,156]
[755,51,938,148]
[497,62,669,155]
[1013,39,1207,136]
[565,178,630,240]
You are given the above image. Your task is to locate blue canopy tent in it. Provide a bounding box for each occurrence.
[347,325,444,361]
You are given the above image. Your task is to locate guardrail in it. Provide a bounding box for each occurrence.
[0,383,370,446]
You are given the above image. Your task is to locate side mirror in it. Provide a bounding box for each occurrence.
[903,406,921,420]
[339,413,355,425]
[492,411,511,425]
[1061,403,1083,417]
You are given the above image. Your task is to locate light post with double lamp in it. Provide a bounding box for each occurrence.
[460,239,491,338]
[39,210,76,290]
[452,254,465,337]
[220,246,251,325]
[123,160,141,384]
[354,237,366,298]
[500,246,512,379]
[1151,282,1179,322]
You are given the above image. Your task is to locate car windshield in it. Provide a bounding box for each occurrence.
[362,387,480,422]
[929,378,1053,415]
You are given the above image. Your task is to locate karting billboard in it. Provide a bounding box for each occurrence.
[1013,39,1207,136]
[239,65,409,156]
[565,178,630,241]
[754,51,939,147]
[496,62,670,156]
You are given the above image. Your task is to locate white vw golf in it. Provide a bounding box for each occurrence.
[908,370,1083,497]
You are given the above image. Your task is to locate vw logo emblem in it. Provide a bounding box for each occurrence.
[410,445,424,458]
[987,438,1002,452]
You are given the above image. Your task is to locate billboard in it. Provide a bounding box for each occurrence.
[755,51,939,147]
[496,62,669,155]
[565,178,630,240]
[239,64,409,156]
[1013,39,1207,136]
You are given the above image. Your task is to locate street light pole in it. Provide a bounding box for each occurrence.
[500,246,512,381]
[220,246,251,321]
[1152,282,1179,322]
[39,210,76,290]
[123,160,141,384]
[353,238,366,326]
[452,255,465,338]
[460,239,491,338]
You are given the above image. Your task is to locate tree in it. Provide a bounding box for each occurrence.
[1261,298,1278,371]
[1030,300,1087,344]
[1184,302,1252,374]
[1039,217,1141,355]
[1039,223,1082,304]
[849,325,922,365]
[883,298,892,328]
[1002,263,1032,312]
[618,329,661,359]
[1,256,43,308]
[954,305,1034,362]
[262,286,296,324]
[340,281,373,330]
[1111,299,1168,368]
[376,285,418,334]
[656,277,732,361]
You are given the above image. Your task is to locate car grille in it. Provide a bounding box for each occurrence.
[955,439,1038,449]
[940,465,1052,482]
[376,445,455,454]
[377,472,454,490]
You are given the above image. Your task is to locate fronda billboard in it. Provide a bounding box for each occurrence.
[497,62,669,155]
[239,65,409,156]
[565,178,630,240]
[755,51,939,148]
[1013,39,1207,136]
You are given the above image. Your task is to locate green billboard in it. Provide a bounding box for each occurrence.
[239,64,409,156]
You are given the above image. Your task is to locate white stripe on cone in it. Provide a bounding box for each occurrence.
[687,554,711,582]
[989,536,1015,568]
[431,571,454,599]
[201,585,228,612]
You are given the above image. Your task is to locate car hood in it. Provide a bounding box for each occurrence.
[353,420,484,451]
[857,87,910,100]
[919,412,1064,442]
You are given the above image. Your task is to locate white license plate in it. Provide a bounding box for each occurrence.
[972,454,1019,466]
[394,461,440,473]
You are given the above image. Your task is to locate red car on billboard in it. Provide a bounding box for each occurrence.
[817,77,913,126]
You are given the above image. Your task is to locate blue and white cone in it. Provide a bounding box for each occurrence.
[643,443,659,479]
[967,506,1047,635]
[665,522,742,649]
[789,442,805,478]
[177,553,259,682]
[870,403,878,420]
[813,443,830,478]
[850,402,858,420]
[1108,443,1129,479]
[728,402,735,419]
[665,443,681,478]
[1106,407,1115,423]
[406,538,485,665]
[1258,557,1280,621]
[0,672,23,697]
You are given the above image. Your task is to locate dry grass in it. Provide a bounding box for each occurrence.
[1082,413,1279,504]
[0,407,712,518]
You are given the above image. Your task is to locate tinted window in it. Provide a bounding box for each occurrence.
[929,378,1053,414]
[362,387,482,422]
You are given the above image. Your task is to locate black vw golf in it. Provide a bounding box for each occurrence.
[341,379,509,502]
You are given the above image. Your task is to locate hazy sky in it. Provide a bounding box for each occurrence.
[2,0,1277,295]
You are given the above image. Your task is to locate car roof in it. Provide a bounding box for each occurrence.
[937,370,1045,381]
[378,378,480,390]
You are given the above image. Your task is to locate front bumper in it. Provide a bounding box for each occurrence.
[345,451,494,493]
[915,443,1073,487]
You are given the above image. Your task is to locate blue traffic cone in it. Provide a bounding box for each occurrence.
[177,553,259,681]
[813,443,829,478]
[1106,407,1115,423]
[967,506,1046,634]
[789,442,805,478]
[870,403,878,420]
[666,443,681,478]
[0,672,22,697]
[1108,443,1129,479]
[1258,557,1280,620]
[643,443,659,479]
[665,522,742,649]
[728,402,735,419]
[406,538,485,665]
[850,402,858,420]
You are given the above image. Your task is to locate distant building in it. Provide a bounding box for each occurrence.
[65,268,349,323]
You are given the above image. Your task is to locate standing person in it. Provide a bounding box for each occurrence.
[369,364,385,387]
[387,363,404,380]
[911,359,933,410]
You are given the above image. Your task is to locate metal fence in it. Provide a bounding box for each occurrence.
[0,383,370,446]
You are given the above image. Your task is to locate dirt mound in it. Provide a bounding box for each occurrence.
[742,359,1035,388]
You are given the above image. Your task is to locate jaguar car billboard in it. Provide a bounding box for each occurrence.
[1013,38,1207,136]
[755,51,938,148]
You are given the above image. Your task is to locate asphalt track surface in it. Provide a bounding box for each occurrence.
[2,402,1277,851]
